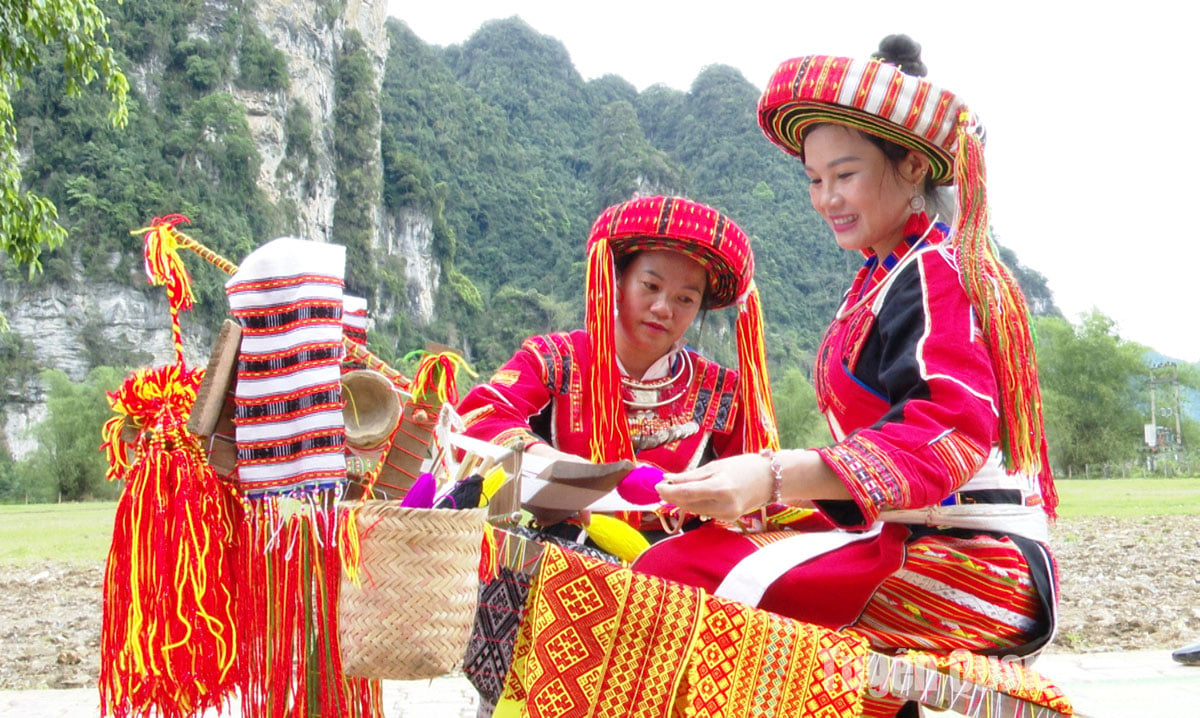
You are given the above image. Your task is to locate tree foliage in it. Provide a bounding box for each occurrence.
[332,29,381,299]
[771,366,830,450]
[1034,312,1149,472]
[1,366,125,502]
[1,0,129,274]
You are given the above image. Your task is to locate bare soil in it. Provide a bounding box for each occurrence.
[1,515,1197,690]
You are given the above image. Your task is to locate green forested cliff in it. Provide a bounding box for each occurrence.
[8,6,1058,378]
[5,2,1199,497]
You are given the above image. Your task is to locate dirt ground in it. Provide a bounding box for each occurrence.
[1,515,1197,691]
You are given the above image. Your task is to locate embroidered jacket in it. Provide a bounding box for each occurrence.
[458,330,745,471]
[812,216,1048,538]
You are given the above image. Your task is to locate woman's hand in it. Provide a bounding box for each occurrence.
[654,453,775,521]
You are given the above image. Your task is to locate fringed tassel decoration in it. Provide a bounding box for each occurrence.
[479,523,500,583]
[98,365,241,718]
[735,282,780,453]
[236,497,381,718]
[408,349,476,406]
[951,113,1057,517]
[584,237,634,463]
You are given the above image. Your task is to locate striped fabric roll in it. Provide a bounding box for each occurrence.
[342,295,369,372]
[343,295,368,347]
[225,237,347,497]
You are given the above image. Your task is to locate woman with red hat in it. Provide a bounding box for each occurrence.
[457,195,778,538]
[635,36,1061,717]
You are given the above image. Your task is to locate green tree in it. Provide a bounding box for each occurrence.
[771,366,830,450]
[1,0,129,273]
[1035,312,1147,474]
[10,367,125,501]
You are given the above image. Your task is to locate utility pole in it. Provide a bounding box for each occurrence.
[1149,362,1184,450]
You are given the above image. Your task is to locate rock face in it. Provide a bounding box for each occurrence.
[0,1,440,460]
[232,0,388,245]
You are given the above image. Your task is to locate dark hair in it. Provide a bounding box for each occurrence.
[871,34,927,78]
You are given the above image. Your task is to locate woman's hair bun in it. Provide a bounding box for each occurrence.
[871,34,927,77]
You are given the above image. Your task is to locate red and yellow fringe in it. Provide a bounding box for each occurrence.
[99,365,241,718]
[236,498,381,718]
[584,237,635,463]
[952,114,1057,517]
[736,283,780,453]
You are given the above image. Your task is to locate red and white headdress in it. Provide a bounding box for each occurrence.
[584,196,778,463]
[757,52,1056,515]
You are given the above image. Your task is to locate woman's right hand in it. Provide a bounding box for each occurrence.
[654,453,776,521]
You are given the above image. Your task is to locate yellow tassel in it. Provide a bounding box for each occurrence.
[951,113,1057,516]
[410,350,477,405]
[339,505,363,587]
[480,464,509,505]
[585,513,651,563]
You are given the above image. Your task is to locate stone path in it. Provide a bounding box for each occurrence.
[2,648,1197,717]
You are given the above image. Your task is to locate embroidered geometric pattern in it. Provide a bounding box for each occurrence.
[684,592,868,718]
[464,567,533,708]
[499,544,867,718]
[854,534,1041,655]
[898,650,1072,714]
[819,435,908,514]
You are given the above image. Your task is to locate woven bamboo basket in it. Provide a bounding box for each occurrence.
[339,502,487,679]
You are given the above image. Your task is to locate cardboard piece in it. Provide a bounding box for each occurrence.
[187,319,241,477]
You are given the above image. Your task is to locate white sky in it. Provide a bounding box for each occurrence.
[386,0,1200,364]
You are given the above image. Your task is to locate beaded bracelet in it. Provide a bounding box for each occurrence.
[759,448,783,505]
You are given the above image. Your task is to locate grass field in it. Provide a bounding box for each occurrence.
[0,478,1197,567]
[1054,477,1200,518]
[0,502,117,565]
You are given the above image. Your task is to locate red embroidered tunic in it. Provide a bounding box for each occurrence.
[457,330,746,472]
[635,215,1056,663]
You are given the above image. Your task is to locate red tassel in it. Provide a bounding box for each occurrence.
[736,283,780,452]
[952,115,1057,517]
[585,237,634,463]
[99,365,241,718]
[235,499,381,718]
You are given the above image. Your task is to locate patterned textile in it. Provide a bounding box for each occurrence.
[500,543,704,717]
[757,55,973,185]
[342,295,369,371]
[466,528,621,715]
[498,544,868,718]
[852,532,1048,717]
[224,237,347,497]
[465,567,533,711]
[684,592,867,718]
[853,533,1042,654]
[897,650,1073,714]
